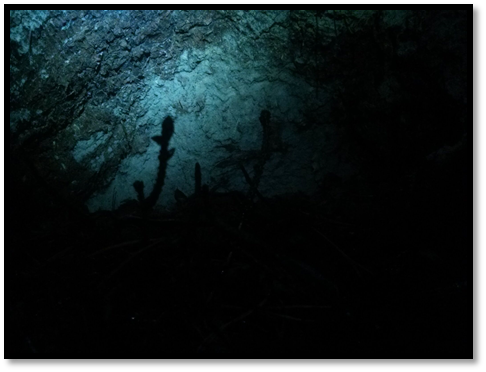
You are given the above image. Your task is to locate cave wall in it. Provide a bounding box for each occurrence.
[9,10,468,213]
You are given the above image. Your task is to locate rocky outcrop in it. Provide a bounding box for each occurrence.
[10,10,467,214]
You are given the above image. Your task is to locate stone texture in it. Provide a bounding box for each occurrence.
[9,10,467,213]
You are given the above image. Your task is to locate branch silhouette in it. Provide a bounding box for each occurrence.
[132,116,175,214]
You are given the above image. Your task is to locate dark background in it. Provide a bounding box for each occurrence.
[8,9,471,357]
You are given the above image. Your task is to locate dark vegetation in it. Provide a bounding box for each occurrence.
[9,110,469,357]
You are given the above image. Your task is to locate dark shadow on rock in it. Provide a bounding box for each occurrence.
[174,162,202,207]
[132,116,175,214]
[239,109,273,206]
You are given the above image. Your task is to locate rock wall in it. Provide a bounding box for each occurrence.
[10,10,467,213]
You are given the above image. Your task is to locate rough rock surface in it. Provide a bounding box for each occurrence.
[10,10,467,213]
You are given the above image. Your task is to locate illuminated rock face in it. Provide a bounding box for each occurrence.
[10,10,467,213]
[9,10,337,211]
[83,40,343,212]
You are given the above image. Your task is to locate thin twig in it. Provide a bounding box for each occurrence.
[312,227,372,276]
[88,239,153,257]
[106,237,166,278]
